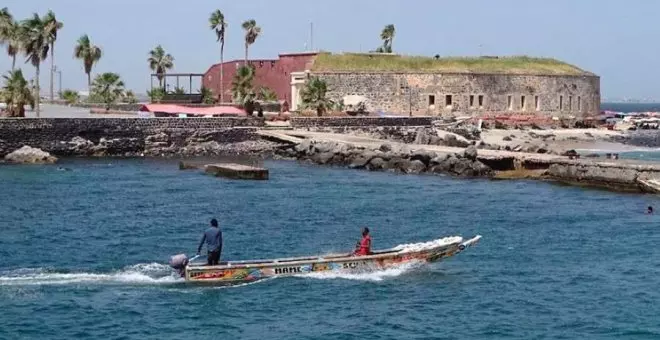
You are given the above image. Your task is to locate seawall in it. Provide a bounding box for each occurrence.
[0,118,265,157]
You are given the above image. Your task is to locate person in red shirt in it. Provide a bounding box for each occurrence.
[354,227,372,256]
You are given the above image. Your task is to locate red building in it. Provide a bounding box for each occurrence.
[203,52,317,103]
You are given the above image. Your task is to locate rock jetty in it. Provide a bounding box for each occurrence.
[275,139,493,177]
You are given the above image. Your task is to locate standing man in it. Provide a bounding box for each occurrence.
[197,218,223,266]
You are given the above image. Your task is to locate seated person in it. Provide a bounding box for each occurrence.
[354,227,372,256]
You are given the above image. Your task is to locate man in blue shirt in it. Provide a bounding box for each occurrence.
[197,218,223,266]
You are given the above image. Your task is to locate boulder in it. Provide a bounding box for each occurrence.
[471,161,494,177]
[379,143,392,152]
[311,151,335,165]
[4,146,57,164]
[314,141,338,154]
[410,149,437,165]
[502,136,513,141]
[464,145,478,161]
[349,151,376,169]
[295,139,312,154]
[406,160,427,174]
[453,158,473,175]
[367,157,386,171]
[413,128,432,145]
[430,154,449,166]
[68,136,95,155]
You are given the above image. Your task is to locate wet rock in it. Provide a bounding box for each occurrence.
[4,146,57,164]
[502,136,513,141]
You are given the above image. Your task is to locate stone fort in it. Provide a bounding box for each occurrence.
[203,52,600,117]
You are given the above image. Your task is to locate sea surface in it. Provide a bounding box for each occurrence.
[601,102,660,113]
[1,158,660,340]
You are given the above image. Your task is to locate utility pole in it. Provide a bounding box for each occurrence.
[310,22,314,51]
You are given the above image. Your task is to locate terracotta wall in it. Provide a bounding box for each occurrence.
[203,53,316,103]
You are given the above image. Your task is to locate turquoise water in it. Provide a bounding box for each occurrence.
[2,158,660,339]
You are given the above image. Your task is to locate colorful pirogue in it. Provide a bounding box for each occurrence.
[169,235,481,285]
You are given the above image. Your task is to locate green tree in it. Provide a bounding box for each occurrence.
[300,77,333,116]
[380,24,395,53]
[61,89,79,105]
[122,90,138,104]
[91,72,125,110]
[148,45,174,88]
[200,86,215,104]
[147,87,165,103]
[1,17,21,70]
[74,34,102,94]
[241,19,261,65]
[43,10,63,102]
[209,9,227,102]
[258,87,278,102]
[1,69,35,117]
[231,65,256,115]
[21,13,50,117]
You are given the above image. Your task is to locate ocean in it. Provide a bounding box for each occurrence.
[601,102,660,113]
[1,158,660,339]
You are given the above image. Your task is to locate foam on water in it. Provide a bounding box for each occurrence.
[297,261,426,282]
[0,263,182,286]
[392,236,463,252]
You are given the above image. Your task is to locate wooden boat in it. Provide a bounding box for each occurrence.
[172,235,481,285]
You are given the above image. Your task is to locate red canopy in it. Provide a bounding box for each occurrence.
[139,104,246,116]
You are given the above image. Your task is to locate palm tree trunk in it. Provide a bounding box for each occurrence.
[245,42,248,65]
[50,43,55,102]
[11,55,16,70]
[87,72,91,97]
[35,65,40,118]
[220,42,224,103]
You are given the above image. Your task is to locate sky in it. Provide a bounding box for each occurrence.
[1,0,658,100]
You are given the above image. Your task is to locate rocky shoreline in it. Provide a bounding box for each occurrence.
[274,139,493,177]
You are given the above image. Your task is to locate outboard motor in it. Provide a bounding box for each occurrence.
[169,254,189,277]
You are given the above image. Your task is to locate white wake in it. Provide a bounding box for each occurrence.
[0,263,182,286]
[297,261,426,282]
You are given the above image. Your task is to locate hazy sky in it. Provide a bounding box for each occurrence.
[1,0,657,99]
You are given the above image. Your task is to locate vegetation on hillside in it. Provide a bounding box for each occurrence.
[311,53,587,75]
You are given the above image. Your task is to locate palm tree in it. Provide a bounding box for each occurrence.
[122,90,137,104]
[209,10,227,103]
[380,24,395,53]
[148,45,174,88]
[74,34,102,94]
[21,13,50,117]
[1,69,35,117]
[241,19,261,65]
[91,72,125,110]
[2,20,21,70]
[300,77,333,116]
[259,87,278,102]
[231,65,256,114]
[43,11,63,102]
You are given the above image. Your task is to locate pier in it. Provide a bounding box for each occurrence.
[204,163,269,180]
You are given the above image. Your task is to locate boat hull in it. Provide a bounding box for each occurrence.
[184,235,481,285]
